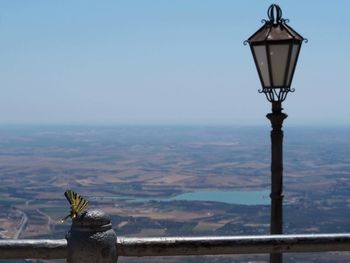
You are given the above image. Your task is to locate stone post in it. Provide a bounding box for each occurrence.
[66,209,117,263]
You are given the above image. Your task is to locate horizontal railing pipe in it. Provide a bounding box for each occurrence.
[117,233,350,257]
[2,234,350,259]
[0,239,67,259]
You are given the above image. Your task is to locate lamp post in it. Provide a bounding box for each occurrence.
[245,4,306,263]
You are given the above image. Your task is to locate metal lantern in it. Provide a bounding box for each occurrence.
[245,4,307,102]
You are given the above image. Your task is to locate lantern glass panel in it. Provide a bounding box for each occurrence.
[286,43,301,86]
[253,45,271,87]
[269,44,289,87]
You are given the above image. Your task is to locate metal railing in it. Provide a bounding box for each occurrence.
[1,210,350,262]
[2,234,350,260]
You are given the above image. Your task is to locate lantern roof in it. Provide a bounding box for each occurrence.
[245,4,306,44]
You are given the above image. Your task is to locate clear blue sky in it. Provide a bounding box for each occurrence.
[0,0,349,126]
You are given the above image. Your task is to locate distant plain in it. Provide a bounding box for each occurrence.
[1,125,350,263]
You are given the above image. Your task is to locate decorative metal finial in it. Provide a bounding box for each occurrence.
[267,4,283,24]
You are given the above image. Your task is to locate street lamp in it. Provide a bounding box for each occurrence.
[245,4,306,263]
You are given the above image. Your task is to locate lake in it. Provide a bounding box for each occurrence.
[93,189,270,205]
[171,190,270,205]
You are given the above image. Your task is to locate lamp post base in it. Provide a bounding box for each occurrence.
[270,252,283,263]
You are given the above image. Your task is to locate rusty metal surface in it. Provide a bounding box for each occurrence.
[117,234,350,257]
[0,239,67,259]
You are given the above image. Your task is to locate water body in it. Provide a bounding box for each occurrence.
[95,189,270,205]
[171,190,270,205]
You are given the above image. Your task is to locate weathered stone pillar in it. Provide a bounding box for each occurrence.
[66,209,117,263]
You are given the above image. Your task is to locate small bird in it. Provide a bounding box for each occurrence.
[61,190,89,222]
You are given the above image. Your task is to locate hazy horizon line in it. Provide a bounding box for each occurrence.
[0,122,350,128]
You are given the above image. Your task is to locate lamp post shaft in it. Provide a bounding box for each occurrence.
[267,101,287,263]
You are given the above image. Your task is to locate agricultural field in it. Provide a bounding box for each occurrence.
[1,126,350,262]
